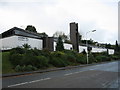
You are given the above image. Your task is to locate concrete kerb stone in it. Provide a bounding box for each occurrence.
[2,60,117,78]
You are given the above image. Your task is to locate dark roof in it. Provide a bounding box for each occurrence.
[1,27,44,39]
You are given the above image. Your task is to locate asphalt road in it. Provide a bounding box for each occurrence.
[2,61,120,88]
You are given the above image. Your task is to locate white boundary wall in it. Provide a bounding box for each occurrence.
[1,36,114,54]
[54,42,114,54]
[0,35,43,50]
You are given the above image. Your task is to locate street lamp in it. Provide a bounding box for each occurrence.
[86,30,96,64]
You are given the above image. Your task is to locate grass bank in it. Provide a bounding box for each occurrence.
[2,52,15,74]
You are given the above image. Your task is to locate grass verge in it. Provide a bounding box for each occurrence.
[2,52,16,74]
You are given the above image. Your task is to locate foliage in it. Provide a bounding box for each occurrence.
[10,47,25,55]
[50,51,69,67]
[115,40,120,53]
[25,25,37,33]
[76,53,86,64]
[22,44,31,50]
[49,57,67,67]
[5,45,120,73]
[81,49,86,54]
[2,52,15,74]
[95,55,110,62]
[35,56,49,68]
[38,32,48,37]
[88,54,96,63]
[9,53,24,66]
[53,31,68,42]
[15,65,37,72]
[56,36,64,51]
[66,54,77,63]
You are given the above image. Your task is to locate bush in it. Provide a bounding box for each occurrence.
[15,65,22,72]
[95,55,110,62]
[49,57,67,67]
[110,55,120,60]
[51,51,65,58]
[15,65,37,72]
[9,53,24,67]
[88,54,96,63]
[66,54,77,63]
[76,53,86,64]
[10,47,25,55]
[35,56,49,68]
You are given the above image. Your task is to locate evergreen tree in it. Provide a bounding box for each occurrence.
[115,40,119,52]
[56,36,64,51]
[25,25,37,33]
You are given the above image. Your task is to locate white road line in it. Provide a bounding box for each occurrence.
[8,78,51,88]
[90,69,95,70]
[8,82,28,87]
[74,72,79,74]
[64,73,73,76]
[64,71,85,76]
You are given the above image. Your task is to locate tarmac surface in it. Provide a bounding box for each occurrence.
[2,61,120,88]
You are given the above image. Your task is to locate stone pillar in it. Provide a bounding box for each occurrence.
[70,22,79,52]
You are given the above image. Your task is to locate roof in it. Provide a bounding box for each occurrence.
[1,27,44,39]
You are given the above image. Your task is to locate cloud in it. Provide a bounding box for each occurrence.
[0,0,118,44]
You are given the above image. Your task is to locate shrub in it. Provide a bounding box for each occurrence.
[95,55,110,62]
[15,65,37,72]
[41,49,51,57]
[76,53,86,64]
[56,36,64,51]
[24,65,37,71]
[88,54,96,63]
[51,51,65,58]
[10,47,25,55]
[49,57,67,67]
[9,53,24,67]
[35,56,49,68]
[110,55,120,60]
[15,65,22,72]
[66,54,77,63]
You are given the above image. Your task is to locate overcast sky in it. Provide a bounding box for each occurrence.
[0,0,119,44]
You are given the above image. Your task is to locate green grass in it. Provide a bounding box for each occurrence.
[2,52,16,74]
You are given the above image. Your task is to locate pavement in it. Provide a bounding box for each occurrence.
[2,60,120,88]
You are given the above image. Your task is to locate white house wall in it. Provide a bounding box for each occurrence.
[1,36,114,55]
[1,35,43,50]
[54,42,114,54]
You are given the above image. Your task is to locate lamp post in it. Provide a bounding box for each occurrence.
[86,30,96,64]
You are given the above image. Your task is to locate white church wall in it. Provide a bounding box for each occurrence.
[1,36,114,55]
[54,42,114,54]
[1,35,43,50]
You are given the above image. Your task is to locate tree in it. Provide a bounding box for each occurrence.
[56,36,64,51]
[38,32,48,37]
[53,31,68,42]
[78,32,82,43]
[115,40,119,53]
[25,25,37,33]
[105,43,111,49]
[23,44,31,50]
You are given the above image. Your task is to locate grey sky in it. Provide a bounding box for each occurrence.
[0,0,119,44]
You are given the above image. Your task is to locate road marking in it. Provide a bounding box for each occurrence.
[8,78,51,87]
[74,72,79,74]
[90,69,95,70]
[8,82,28,87]
[64,73,73,76]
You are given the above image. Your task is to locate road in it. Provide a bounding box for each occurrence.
[2,61,120,88]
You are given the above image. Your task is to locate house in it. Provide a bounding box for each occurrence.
[0,27,53,51]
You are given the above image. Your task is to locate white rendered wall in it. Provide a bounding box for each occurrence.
[54,42,114,54]
[54,42,72,51]
[1,35,43,50]
[1,36,114,55]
